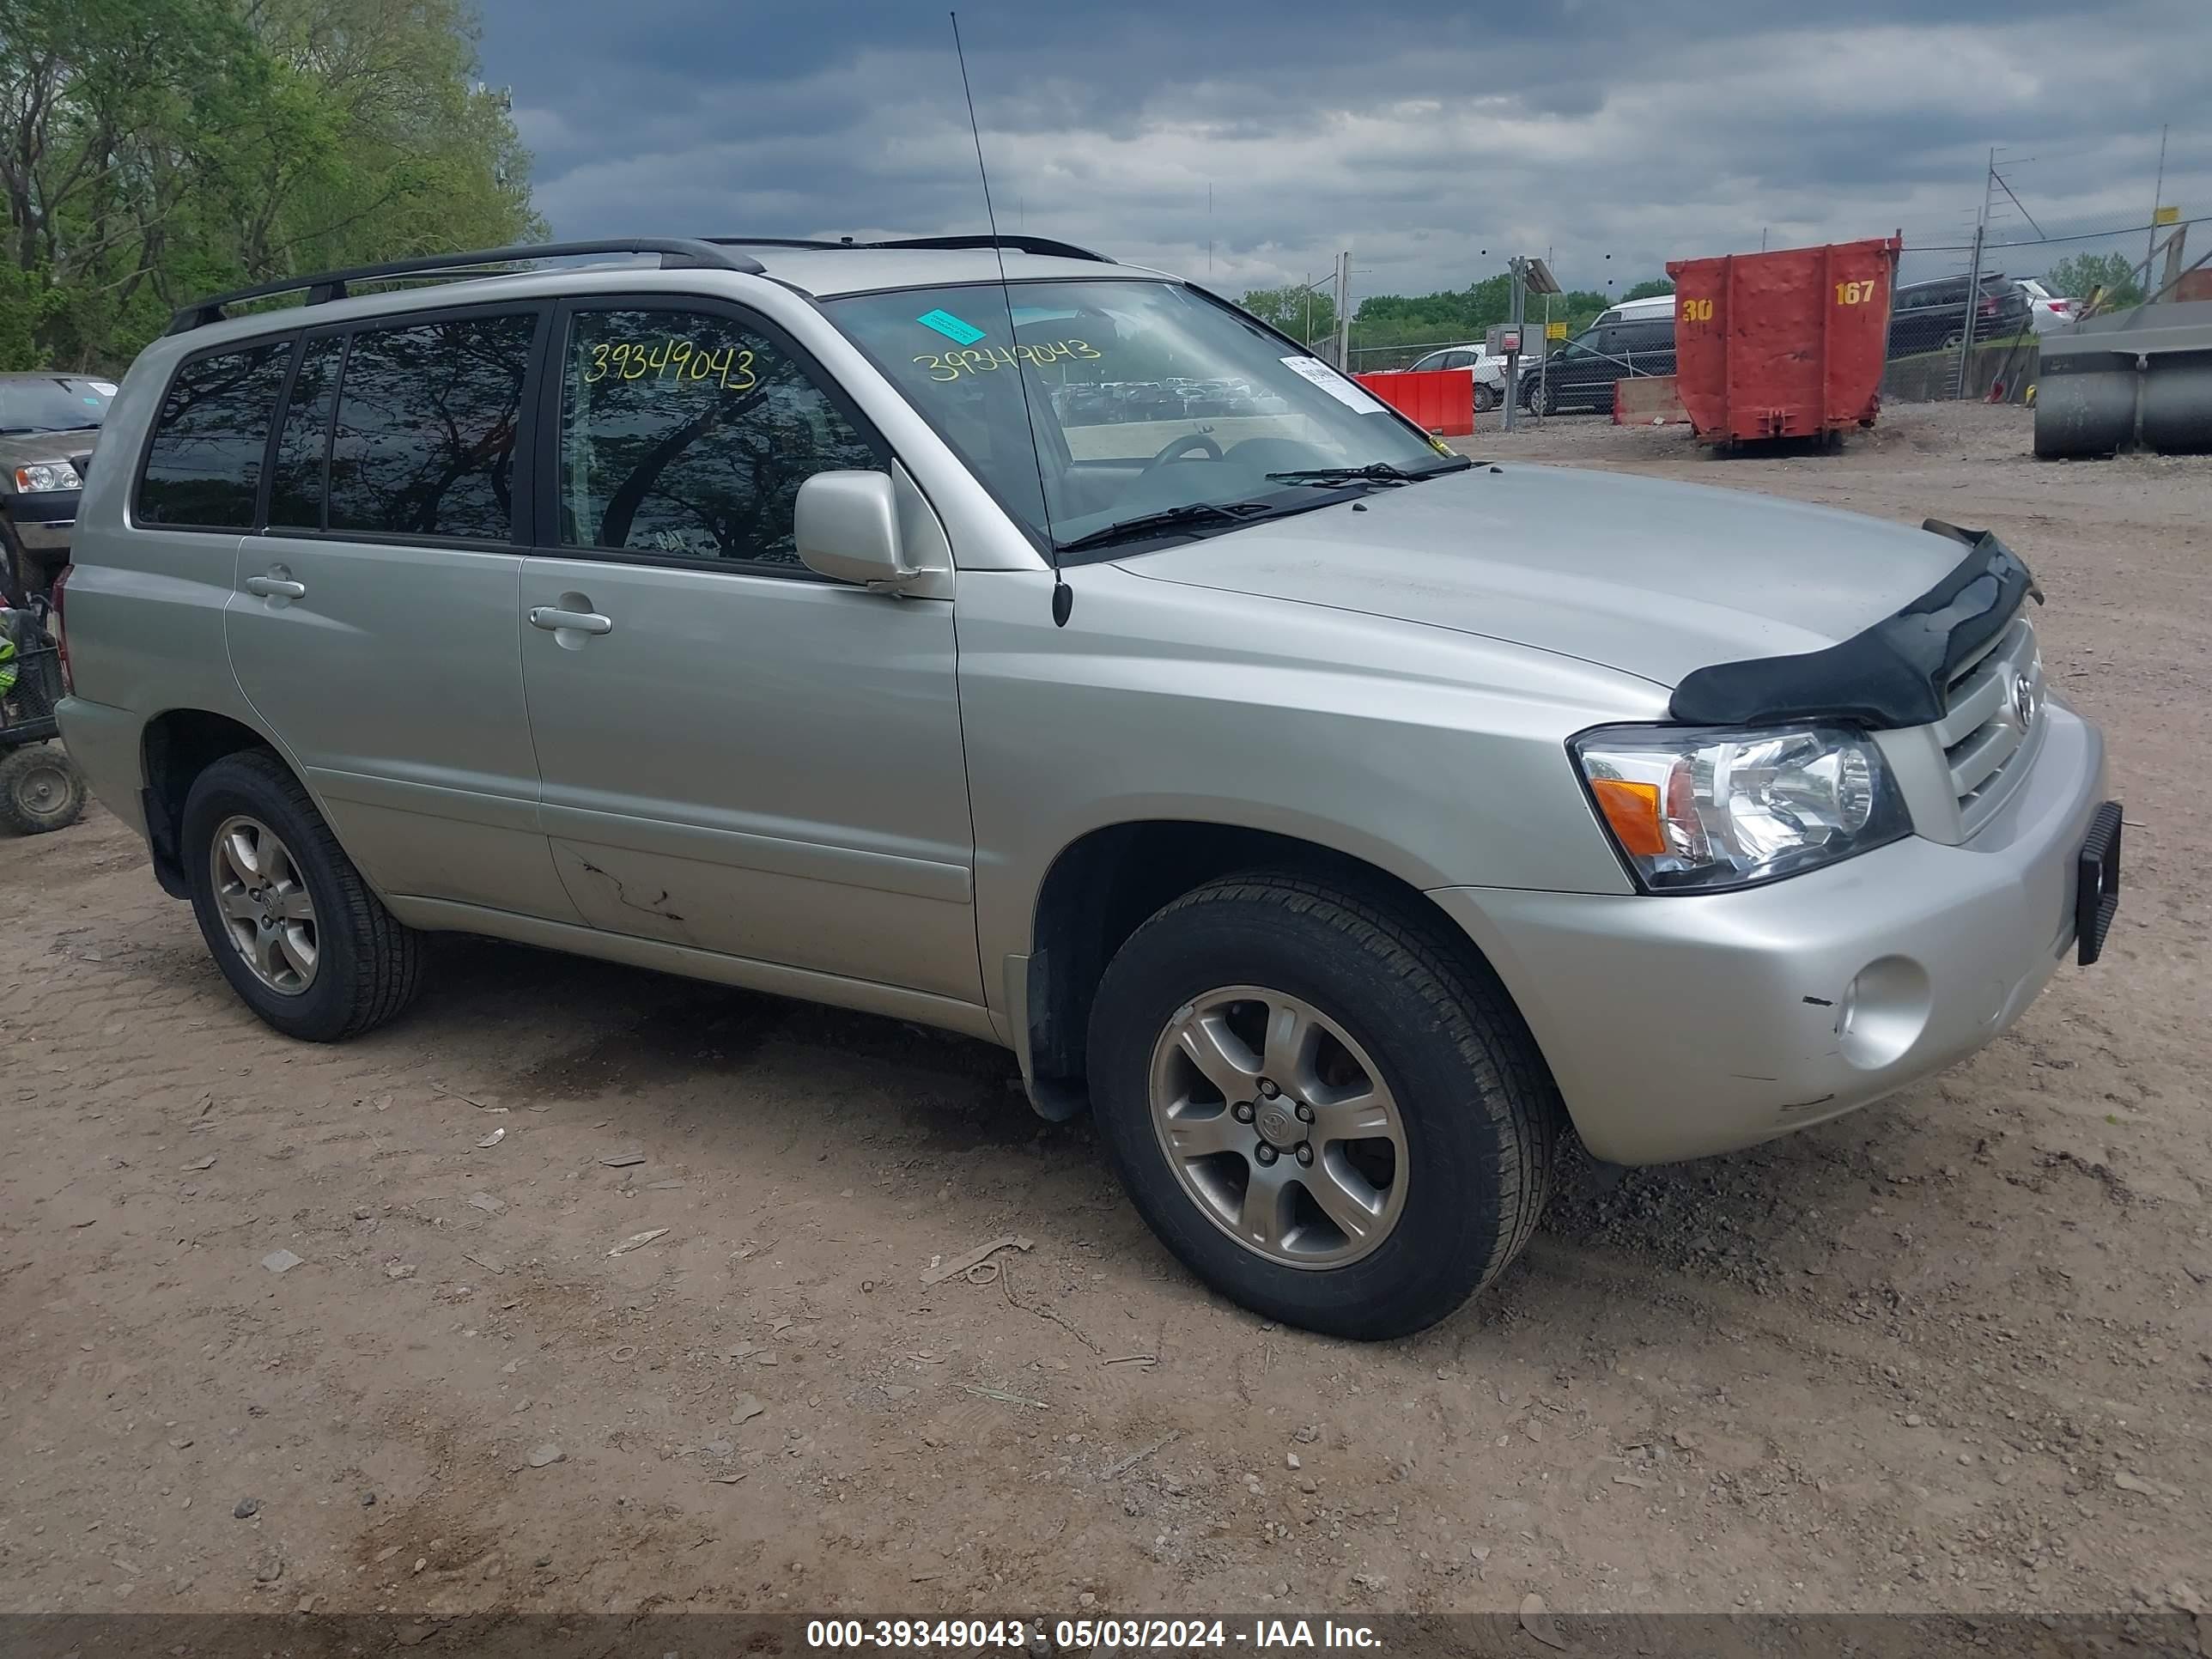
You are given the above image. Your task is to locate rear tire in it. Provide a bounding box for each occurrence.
[1087,873,1563,1340]
[181,750,422,1042]
[0,744,86,834]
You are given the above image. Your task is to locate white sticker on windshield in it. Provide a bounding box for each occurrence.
[89,380,118,396]
[1280,355,1386,412]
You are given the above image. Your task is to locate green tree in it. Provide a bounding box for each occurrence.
[2044,251,2142,310]
[1238,283,1337,347]
[0,0,540,372]
[1622,277,1674,301]
[1343,271,1613,368]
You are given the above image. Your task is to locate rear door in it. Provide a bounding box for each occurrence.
[1891,280,1957,357]
[517,295,980,1002]
[1560,328,1620,405]
[226,303,579,921]
[1621,319,1676,378]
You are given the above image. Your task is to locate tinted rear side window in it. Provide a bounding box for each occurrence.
[137,342,293,528]
[326,312,535,540]
[268,334,345,529]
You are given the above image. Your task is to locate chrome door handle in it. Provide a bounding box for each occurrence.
[244,574,306,599]
[529,606,613,635]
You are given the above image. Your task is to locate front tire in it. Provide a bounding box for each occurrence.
[1087,874,1563,1340]
[181,750,422,1042]
[1473,382,1498,413]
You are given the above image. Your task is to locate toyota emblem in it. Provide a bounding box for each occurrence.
[2010,672,2039,727]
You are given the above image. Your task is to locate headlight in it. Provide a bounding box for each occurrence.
[14,460,82,493]
[1571,723,1911,892]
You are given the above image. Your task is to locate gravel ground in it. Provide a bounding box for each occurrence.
[2,404,2207,1625]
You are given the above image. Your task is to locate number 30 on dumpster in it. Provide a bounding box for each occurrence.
[1680,297,1715,322]
[1834,280,1880,305]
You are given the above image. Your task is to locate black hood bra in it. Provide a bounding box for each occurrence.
[1668,520,2042,731]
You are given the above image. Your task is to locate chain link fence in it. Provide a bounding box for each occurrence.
[1315,136,2206,414]
[1885,143,2208,404]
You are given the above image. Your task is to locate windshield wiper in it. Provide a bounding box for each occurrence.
[1054,501,1279,554]
[1265,459,1471,488]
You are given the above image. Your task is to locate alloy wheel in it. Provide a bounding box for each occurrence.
[210,814,319,994]
[1147,985,1408,1268]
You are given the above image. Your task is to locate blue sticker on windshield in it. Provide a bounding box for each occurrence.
[917,309,987,346]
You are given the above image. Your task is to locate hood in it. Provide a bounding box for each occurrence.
[0,426,99,471]
[1114,464,1963,690]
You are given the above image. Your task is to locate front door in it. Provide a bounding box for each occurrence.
[226,306,580,921]
[517,297,981,1004]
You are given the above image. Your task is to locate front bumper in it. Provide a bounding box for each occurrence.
[4,488,81,552]
[1431,702,2109,1164]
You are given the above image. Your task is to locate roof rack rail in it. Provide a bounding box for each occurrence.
[166,238,764,335]
[702,234,1115,264]
[866,234,1115,264]
[701,236,851,252]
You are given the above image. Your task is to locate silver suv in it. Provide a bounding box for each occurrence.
[55,236,2119,1339]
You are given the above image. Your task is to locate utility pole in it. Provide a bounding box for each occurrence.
[1333,250,1351,369]
[1954,149,1996,400]
[1503,258,1527,432]
[2148,123,2169,298]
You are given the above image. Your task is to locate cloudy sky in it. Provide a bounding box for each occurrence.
[477,0,2210,304]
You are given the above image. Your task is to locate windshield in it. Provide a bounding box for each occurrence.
[824,280,1462,554]
[0,376,112,434]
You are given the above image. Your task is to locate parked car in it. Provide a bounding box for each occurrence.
[0,372,115,602]
[2017,277,2079,334]
[1589,295,1677,328]
[1521,314,1676,414]
[1406,343,1509,412]
[57,234,2118,1339]
[1887,273,2033,359]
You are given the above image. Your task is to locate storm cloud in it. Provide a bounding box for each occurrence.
[477,0,2212,300]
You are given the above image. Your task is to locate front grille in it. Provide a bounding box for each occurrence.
[1935,613,2044,835]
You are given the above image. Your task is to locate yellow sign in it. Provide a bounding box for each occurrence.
[2154,205,2180,226]
[1546,320,1567,340]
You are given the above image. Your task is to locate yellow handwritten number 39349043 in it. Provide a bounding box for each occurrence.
[912,339,1102,383]
[585,338,757,391]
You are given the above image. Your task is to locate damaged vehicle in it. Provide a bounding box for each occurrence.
[55,237,2118,1337]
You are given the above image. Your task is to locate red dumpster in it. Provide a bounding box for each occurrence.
[1666,236,1900,443]
[1352,368,1474,436]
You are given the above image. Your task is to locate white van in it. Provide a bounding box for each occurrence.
[1591,294,1676,328]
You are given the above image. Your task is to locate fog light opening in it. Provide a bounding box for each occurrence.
[1835,956,1932,1070]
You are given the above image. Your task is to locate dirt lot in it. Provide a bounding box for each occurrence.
[3,404,2208,1622]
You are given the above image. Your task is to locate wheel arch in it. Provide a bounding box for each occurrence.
[1018,818,1505,1120]
[140,708,289,898]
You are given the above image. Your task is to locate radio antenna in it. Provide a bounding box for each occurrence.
[951,11,1071,627]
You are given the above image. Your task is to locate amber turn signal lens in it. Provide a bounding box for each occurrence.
[1589,777,1668,858]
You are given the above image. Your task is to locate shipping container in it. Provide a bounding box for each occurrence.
[1352,368,1475,436]
[1666,236,1901,444]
